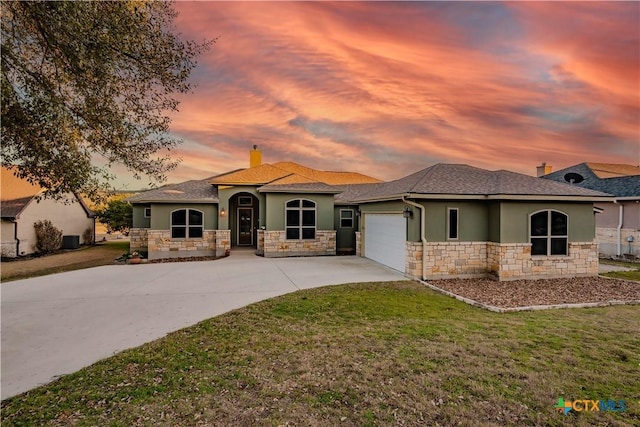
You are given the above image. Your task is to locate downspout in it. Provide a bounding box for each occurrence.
[615,200,623,257]
[403,196,427,280]
[13,220,20,257]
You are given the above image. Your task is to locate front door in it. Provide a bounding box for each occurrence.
[238,207,253,245]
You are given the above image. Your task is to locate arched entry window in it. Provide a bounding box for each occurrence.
[171,209,203,238]
[286,199,316,239]
[530,210,568,255]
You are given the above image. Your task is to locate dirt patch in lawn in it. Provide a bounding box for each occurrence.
[429,276,640,309]
[0,241,129,282]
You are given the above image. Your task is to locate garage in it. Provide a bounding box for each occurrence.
[363,213,406,272]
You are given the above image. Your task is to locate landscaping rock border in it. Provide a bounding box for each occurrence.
[422,276,640,312]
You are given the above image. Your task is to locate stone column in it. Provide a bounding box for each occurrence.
[216,229,231,257]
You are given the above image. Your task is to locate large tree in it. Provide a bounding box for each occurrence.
[1,1,210,201]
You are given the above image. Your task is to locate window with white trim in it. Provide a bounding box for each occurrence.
[144,207,151,218]
[340,209,354,228]
[286,199,316,239]
[447,208,458,240]
[530,210,568,256]
[171,209,204,239]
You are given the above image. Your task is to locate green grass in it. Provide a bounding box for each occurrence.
[602,270,640,281]
[600,258,640,282]
[2,281,638,426]
[600,258,640,269]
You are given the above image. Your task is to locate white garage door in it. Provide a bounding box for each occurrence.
[364,213,406,272]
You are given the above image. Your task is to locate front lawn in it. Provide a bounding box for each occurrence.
[2,281,638,426]
[600,259,640,282]
[0,241,129,282]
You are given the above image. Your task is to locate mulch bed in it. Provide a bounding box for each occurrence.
[429,276,640,309]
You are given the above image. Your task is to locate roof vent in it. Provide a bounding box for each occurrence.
[564,172,584,184]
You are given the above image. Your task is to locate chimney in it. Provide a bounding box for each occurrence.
[250,145,262,168]
[536,162,552,177]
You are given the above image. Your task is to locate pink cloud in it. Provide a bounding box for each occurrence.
[139,1,640,188]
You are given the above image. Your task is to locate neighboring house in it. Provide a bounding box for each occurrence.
[0,167,95,257]
[540,162,640,257]
[128,147,611,281]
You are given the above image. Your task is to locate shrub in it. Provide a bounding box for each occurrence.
[82,227,94,245]
[34,220,63,253]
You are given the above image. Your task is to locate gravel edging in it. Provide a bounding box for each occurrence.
[420,276,640,313]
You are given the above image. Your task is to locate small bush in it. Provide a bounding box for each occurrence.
[82,227,94,245]
[34,220,63,253]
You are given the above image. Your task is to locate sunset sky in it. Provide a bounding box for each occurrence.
[129,1,639,187]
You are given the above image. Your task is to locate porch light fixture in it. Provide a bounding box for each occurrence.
[355,208,361,217]
[403,206,413,219]
[220,208,226,217]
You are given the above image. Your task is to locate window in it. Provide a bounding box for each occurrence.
[171,209,203,239]
[144,207,151,218]
[448,208,458,240]
[340,209,354,228]
[530,210,568,256]
[286,199,316,239]
[238,196,253,206]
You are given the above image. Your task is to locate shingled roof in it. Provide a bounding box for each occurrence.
[209,161,381,186]
[126,178,219,203]
[542,163,640,198]
[351,164,612,202]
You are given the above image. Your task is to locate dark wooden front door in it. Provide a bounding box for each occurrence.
[238,208,253,245]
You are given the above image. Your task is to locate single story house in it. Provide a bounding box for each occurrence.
[540,162,640,257]
[128,148,611,280]
[1,166,95,257]
[127,146,380,260]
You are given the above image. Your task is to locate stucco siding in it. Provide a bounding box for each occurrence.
[498,202,595,243]
[265,193,335,230]
[622,202,640,228]
[15,196,93,255]
[419,201,489,242]
[218,186,265,231]
[132,205,151,228]
[1,220,17,257]
[149,203,218,230]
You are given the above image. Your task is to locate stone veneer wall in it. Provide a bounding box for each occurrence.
[256,229,265,256]
[261,230,336,258]
[487,242,599,280]
[215,230,231,257]
[356,233,599,281]
[405,242,422,279]
[146,229,216,260]
[596,227,640,258]
[423,242,488,279]
[129,228,148,253]
[355,232,361,257]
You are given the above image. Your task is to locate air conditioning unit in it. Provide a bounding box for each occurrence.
[62,235,80,249]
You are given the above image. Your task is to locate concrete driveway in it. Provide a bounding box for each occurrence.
[1,251,406,400]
